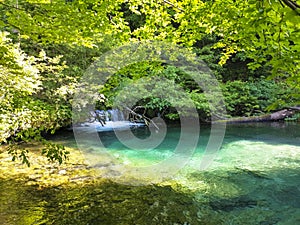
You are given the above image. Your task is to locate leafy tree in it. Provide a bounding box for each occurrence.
[201,0,300,97]
[0,0,130,47]
[0,31,70,165]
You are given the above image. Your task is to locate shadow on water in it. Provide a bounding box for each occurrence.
[0,179,204,225]
[223,122,300,146]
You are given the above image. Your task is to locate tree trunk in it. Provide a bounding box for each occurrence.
[214,108,299,124]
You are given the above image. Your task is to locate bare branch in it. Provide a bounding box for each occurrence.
[162,0,184,12]
[280,0,300,15]
[125,106,160,130]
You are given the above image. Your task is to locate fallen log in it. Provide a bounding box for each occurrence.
[214,108,299,124]
[288,106,300,111]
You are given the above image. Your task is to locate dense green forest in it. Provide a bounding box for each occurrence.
[0,0,299,163]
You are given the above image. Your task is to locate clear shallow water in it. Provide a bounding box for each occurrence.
[1,122,300,224]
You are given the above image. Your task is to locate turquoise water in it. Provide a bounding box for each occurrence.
[1,122,300,224]
[70,122,300,172]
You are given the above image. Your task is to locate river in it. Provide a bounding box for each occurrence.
[0,122,299,224]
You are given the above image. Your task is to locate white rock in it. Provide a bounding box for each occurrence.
[58,169,67,175]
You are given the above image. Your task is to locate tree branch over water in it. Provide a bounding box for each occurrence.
[125,106,160,130]
[280,0,300,15]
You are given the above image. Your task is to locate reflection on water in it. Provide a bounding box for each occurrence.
[0,122,300,224]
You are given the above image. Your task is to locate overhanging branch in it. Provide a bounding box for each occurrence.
[280,0,300,15]
[162,0,184,12]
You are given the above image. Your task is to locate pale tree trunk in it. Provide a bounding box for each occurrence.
[214,107,300,124]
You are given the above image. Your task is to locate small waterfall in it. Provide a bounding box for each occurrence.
[74,109,144,133]
[107,109,125,121]
[95,109,125,122]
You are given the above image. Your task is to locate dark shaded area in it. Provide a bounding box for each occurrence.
[45,182,201,225]
[209,195,258,212]
[224,122,300,146]
[0,179,202,225]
